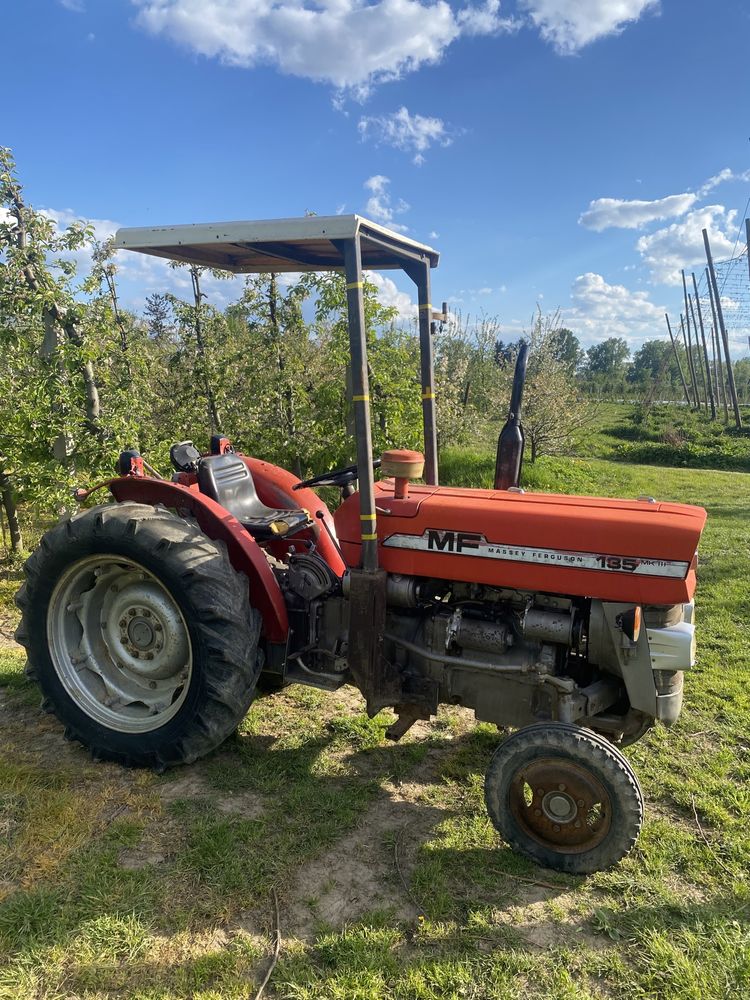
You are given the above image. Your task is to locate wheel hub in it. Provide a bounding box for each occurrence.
[542,791,577,822]
[510,757,612,853]
[127,615,155,650]
[47,555,193,733]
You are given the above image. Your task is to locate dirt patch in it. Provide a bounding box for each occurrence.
[157,766,266,820]
[283,746,449,940]
[494,892,610,952]
[118,847,168,869]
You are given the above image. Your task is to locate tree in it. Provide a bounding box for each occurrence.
[496,312,592,462]
[628,339,689,400]
[548,328,583,371]
[733,357,750,404]
[584,337,630,396]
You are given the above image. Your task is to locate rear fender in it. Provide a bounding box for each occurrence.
[108,477,289,642]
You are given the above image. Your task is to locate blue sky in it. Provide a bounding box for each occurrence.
[3,0,750,353]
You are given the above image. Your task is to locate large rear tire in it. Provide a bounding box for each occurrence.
[15,502,262,769]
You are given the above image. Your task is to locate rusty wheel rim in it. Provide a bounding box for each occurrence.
[508,756,612,854]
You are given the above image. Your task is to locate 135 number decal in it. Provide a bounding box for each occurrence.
[595,555,640,572]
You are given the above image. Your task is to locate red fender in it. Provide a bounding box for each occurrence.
[108,477,289,642]
[243,457,347,577]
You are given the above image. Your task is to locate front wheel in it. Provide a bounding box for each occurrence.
[16,502,262,769]
[484,722,643,875]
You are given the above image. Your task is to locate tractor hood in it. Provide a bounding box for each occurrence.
[334,482,707,605]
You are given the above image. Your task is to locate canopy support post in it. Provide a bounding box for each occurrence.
[405,259,438,485]
[340,236,379,573]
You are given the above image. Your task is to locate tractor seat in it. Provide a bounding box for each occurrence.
[198,454,310,541]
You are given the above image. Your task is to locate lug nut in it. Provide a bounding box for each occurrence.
[144,609,151,618]
[145,652,154,660]
[534,809,541,817]
[154,622,162,632]
[119,618,126,627]
[578,799,585,807]
[574,821,581,828]
[128,609,136,617]
[558,784,566,791]
[553,824,560,832]
[149,681,157,689]
[110,585,119,594]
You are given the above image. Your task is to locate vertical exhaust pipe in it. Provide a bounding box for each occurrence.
[494,342,529,490]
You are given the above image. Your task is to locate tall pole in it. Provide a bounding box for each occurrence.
[706,268,729,422]
[710,323,721,413]
[688,293,710,414]
[703,228,742,428]
[681,314,698,407]
[682,269,704,409]
[746,219,750,281]
[690,277,715,419]
[665,313,691,405]
[403,259,438,485]
[341,237,379,571]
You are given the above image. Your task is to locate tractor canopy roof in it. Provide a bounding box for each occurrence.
[114,214,440,275]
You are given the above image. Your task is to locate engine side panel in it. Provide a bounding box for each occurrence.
[335,482,706,605]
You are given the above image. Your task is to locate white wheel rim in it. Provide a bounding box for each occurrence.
[47,555,193,734]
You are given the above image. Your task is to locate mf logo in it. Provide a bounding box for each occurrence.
[427,529,482,553]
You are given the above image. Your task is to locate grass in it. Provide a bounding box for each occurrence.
[575,401,750,472]
[1,439,750,997]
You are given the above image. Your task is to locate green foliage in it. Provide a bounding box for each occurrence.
[577,402,750,472]
[584,336,631,396]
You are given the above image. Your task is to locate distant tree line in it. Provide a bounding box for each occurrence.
[496,327,749,404]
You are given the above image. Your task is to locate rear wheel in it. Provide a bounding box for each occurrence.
[484,722,643,874]
[16,502,262,768]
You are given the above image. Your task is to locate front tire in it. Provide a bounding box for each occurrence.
[15,502,262,769]
[484,722,643,875]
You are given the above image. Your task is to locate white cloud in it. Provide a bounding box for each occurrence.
[579,192,697,231]
[579,166,750,232]
[133,0,462,90]
[635,204,737,285]
[520,0,658,55]
[365,271,416,319]
[564,271,665,344]
[457,0,516,35]
[59,0,85,10]
[697,167,750,197]
[0,207,16,228]
[363,175,409,232]
[132,0,571,93]
[358,106,454,164]
[41,206,119,242]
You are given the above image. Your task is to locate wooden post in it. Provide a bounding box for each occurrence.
[688,293,710,415]
[680,314,698,407]
[703,228,742,428]
[682,270,703,409]
[706,268,729,422]
[690,275,716,419]
[665,313,691,405]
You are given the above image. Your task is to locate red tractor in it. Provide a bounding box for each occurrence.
[16,216,706,874]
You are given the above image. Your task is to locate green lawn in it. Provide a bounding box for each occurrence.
[0,455,749,999]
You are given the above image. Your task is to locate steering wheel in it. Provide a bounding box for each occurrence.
[293,459,381,491]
